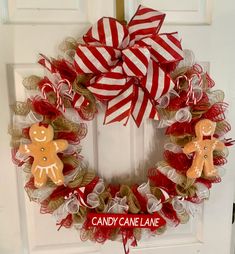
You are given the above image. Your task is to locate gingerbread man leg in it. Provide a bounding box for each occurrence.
[32,165,48,188]
[47,160,64,186]
[187,155,204,179]
[203,156,218,177]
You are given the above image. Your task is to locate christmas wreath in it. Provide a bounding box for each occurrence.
[10,5,233,254]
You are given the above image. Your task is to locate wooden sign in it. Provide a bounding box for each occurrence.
[87,213,166,230]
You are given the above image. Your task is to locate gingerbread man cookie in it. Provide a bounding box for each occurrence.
[19,123,68,188]
[183,119,225,179]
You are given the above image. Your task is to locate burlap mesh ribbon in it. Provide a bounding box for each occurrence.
[119,185,141,214]
[48,197,65,211]
[11,101,30,116]
[73,206,87,224]
[95,191,112,213]
[176,178,196,198]
[72,77,97,119]
[22,75,41,90]
[67,170,96,188]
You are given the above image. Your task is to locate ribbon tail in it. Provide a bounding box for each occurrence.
[132,86,159,127]
[142,60,175,102]
[104,84,135,126]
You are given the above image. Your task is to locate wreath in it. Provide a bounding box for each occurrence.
[10,5,233,254]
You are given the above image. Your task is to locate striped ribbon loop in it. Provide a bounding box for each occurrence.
[73,5,184,126]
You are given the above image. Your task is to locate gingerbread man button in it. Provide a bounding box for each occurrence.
[183,119,225,179]
[19,123,68,188]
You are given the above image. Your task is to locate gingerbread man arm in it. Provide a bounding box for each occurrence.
[53,140,68,153]
[183,141,197,154]
[18,143,33,156]
[214,140,225,151]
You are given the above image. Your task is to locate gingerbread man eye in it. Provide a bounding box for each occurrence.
[41,130,45,134]
[33,131,37,134]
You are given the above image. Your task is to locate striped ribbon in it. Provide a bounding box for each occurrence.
[73,5,184,126]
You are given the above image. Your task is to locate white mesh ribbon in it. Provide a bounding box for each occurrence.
[195,182,210,200]
[175,107,192,123]
[63,144,82,155]
[65,196,81,214]
[15,149,30,163]
[137,181,166,213]
[157,107,192,128]
[156,162,186,185]
[146,194,162,213]
[64,167,81,184]
[107,196,129,214]
[86,180,105,208]
[164,143,182,153]
[53,193,83,223]
[53,195,80,223]
[62,108,83,124]
[172,197,186,215]
[184,200,201,217]
[157,89,179,109]
[137,181,151,197]
[166,169,185,185]
[13,110,43,129]
[176,49,195,69]
[30,186,55,203]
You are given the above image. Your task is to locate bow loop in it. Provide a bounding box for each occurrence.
[83,17,129,49]
[122,46,151,77]
[139,33,184,64]
[75,45,120,74]
[128,5,165,44]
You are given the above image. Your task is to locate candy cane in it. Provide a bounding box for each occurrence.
[41,79,73,112]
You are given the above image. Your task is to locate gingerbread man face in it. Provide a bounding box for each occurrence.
[29,124,54,143]
[19,123,68,188]
[195,119,216,139]
[183,119,224,179]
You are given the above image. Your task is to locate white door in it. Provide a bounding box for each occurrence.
[0,0,235,254]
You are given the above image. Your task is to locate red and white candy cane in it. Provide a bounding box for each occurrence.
[41,82,64,111]
[41,79,73,112]
[57,79,73,99]
[176,64,203,105]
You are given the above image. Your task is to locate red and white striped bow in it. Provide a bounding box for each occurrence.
[74,5,184,126]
